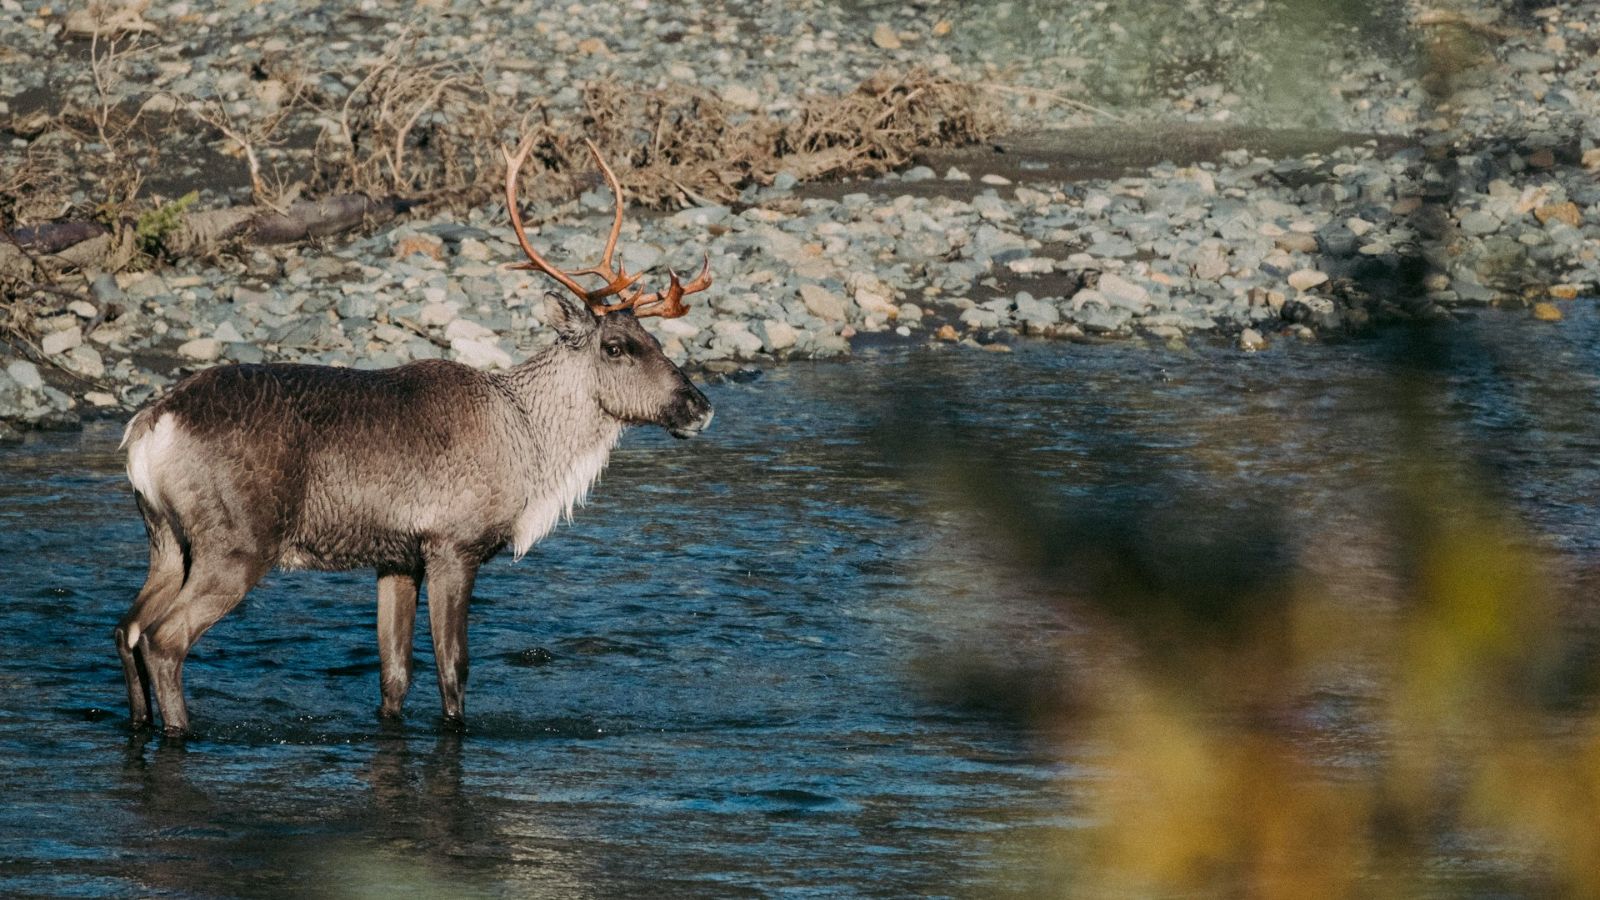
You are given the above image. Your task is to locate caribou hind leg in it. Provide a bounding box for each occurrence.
[115,498,186,729]
[140,546,270,736]
[376,567,421,719]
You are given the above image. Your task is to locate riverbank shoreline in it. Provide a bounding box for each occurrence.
[3,1,1598,433]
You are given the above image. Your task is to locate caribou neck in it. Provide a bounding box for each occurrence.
[494,346,624,557]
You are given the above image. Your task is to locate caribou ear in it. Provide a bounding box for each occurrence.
[544,292,598,342]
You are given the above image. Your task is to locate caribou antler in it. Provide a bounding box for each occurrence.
[501,135,711,319]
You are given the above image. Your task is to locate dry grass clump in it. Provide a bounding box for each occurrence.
[309,48,509,203]
[355,66,1003,212]
[567,69,1003,206]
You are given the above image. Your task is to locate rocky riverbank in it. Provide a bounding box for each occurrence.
[2,1,1598,433]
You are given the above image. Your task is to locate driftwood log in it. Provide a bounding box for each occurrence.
[1,194,420,283]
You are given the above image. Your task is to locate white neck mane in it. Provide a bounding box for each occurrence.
[510,424,622,558]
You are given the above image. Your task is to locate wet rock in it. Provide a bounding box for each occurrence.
[1237,327,1267,351]
[871,23,902,50]
[1282,296,1341,331]
[1532,302,1563,322]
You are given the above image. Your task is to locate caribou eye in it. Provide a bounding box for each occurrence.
[603,341,625,359]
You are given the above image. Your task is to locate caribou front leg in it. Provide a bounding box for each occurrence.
[376,567,421,719]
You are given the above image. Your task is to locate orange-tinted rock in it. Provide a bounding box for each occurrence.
[1532,302,1563,322]
[1534,202,1581,227]
[392,235,445,261]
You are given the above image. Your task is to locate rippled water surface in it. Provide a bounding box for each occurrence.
[2,306,1598,897]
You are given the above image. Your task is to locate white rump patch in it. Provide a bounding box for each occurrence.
[511,441,617,558]
[125,412,181,515]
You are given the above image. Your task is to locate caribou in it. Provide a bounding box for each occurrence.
[114,136,713,735]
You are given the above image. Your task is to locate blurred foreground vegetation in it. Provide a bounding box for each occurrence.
[885,326,1600,898]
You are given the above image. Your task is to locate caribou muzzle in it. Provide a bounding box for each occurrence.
[665,386,714,439]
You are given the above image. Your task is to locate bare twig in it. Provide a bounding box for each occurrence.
[181,74,310,211]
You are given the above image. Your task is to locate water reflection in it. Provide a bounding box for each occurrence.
[113,726,597,899]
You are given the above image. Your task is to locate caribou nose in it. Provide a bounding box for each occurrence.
[668,388,714,439]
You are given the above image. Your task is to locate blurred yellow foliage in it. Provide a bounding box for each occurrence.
[898,349,1600,898]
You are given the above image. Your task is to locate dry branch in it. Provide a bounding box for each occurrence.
[0,194,418,283]
[508,68,1004,209]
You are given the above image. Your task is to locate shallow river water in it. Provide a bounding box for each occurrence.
[2,306,1598,898]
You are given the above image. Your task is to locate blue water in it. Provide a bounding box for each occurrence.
[1,305,1597,897]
